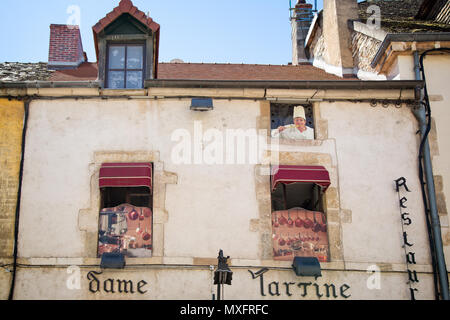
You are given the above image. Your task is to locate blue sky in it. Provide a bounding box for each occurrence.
[0,0,329,65]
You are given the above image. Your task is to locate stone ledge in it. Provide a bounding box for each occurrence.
[192,257,221,266]
[13,257,435,274]
[269,137,325,148]
[345,261,434,273]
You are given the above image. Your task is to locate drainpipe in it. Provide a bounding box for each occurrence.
[8,97,31,300]
[412,50,450,300]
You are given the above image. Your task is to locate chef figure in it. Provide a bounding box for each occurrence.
[271,106,314,140]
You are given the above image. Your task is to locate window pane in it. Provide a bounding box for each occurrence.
[127,46,144,69]
[108,71,125,89]
[108,46,125,69]
[126,71,143,89]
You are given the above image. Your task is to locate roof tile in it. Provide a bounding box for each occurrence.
[42,62,352,82]
[1,57,356,82]
[92,0,160,60]
[119,0,133,11]
[358,0,450,32]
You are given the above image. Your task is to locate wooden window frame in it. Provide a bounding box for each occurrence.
[105,42,146,89]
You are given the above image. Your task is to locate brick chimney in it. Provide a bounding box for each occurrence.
[48,24,86,70]
[291,0,314,65]
[322,0,358,77]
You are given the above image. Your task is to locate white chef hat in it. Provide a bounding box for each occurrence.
[293,106,306,120]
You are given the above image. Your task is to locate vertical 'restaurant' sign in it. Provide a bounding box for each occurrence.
[395,177,420,300]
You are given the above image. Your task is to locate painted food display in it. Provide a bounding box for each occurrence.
[272,208,329,262]
[98,204,153,258]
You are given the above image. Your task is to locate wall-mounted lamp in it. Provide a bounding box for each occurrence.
[100,252,126,269]
[213,250,233,300]
[191,98,214,111]
[292,257,322,277]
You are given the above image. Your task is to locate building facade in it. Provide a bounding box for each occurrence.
[0,0,449,300]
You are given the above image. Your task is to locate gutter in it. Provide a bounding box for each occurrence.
[144,79,423,90]
[0,81,100,89]
[0,79,423,91]
[371,32,450,68]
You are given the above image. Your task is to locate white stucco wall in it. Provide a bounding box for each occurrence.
[320,101,430,265]
[382,52,450,268]
[19,98,261,259]
[15,92,438,299]
[386,55,416,80]
[13,267,435,300]
[422,54,450,266]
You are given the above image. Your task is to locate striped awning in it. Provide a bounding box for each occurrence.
[99,163,152,191]
[271,165,330,192]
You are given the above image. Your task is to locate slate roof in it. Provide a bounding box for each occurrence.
[0,62,54,81]
[416,0,450,24]
[358,0,450,32]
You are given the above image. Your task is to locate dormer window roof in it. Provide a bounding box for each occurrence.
[92,0,160,88]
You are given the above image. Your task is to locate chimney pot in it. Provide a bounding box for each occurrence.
[291,1,314,65]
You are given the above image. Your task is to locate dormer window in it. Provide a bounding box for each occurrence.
[107,44,145,89]
[93,0,160,89]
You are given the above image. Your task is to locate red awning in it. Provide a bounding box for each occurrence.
[271,165,330,192]
[99,163,152,191]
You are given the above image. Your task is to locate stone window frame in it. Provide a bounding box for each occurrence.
[268,102,327,146]
[254,161,344,264]
[78,151,177,265]
[253,101,347,268]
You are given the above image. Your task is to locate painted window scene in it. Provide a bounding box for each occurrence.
[98,187,153,258]
[271,166,330,262]
[271,104,315,140]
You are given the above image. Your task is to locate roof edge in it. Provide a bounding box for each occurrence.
[0,79,423,90]
[145,79,424,90]
[371,32,450,68]
[0,81,100,89]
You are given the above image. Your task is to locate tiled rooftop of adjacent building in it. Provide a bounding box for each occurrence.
[1,0,449,83]
[0,61,349,82]
[358,0,450,33]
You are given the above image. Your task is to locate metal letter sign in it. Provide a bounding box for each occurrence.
[395,177,420,300]
[248,268,351,299]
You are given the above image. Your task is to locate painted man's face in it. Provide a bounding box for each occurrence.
[294,117,306,127]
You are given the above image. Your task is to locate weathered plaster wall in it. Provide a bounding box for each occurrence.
[387,55,416,80]
[0,99,24,300]
[19,98,261,260]
[422,54,450,266]
[322,0,358,72]
[13,267,435,300]
[383,53,450,266]
[12,89,437,299]
[320,101,430,265]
